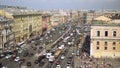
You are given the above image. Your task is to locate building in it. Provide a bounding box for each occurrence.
[90,18,120,58]
[50,10,68,26]
[0,16,15,53]
[0,7,42,43]
[42,14,51,32]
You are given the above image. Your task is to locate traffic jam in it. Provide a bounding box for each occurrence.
[0,22,87,68]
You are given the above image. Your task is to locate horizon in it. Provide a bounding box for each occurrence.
[0,0,120,10]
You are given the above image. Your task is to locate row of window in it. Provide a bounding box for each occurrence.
[96,47,116,50]
[97,31,117,37]
[96,41,117,45]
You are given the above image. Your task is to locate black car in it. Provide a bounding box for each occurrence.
[27,62,31,66]
[34,60,39,64]
[28,53,34,57]
[39,46,43,49]
[23,52,29,57]
[0,63,2,67]
[39,61,44,66]
[67,60,71,64]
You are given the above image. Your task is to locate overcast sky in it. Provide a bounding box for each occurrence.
[0,0,120,10]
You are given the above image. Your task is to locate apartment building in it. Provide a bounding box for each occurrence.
[90,19,120,58]
[0,7,42,43]
[0,16,15,52]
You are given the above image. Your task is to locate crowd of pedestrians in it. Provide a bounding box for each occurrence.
[76,52,120,68]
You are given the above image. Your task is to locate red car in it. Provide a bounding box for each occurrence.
[55,60,60,65]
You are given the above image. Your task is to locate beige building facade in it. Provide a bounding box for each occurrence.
[0,9,42,43]
[91,22,120,58]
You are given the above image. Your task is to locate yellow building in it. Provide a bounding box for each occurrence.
[0,9,42,43]
[50,10,68,26]
[90,20,120,58]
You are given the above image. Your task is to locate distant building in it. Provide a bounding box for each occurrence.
[90,17,120,58]
[42,14,51,32]
[50,10,68,26]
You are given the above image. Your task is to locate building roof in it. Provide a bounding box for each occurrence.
[0,8,42,19]
[94,16,111,22]
[92,20,120,26]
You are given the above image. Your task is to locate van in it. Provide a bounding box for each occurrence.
[76,50,80,56]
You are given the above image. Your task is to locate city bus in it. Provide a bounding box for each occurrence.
[54,49,62,58]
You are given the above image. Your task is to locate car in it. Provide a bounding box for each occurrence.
[33,47,37,50]
[28,53,34,57]
[66,64,71,68]
[10,54,16,61]
[2,66,8,68]
[61,55,65,59]
[56,65,61,68]
[51,28,55,31]
[27,62,31,66]
[76,50,80,56]
[23,52,29,57]
[0,53,5,58]
[5,54,12,59]
[67,61,71,64]
[0,63,2,67]
[39,38,43,41]
[14,57,20,62]
[55,60,60,65]
[34,60,39,64]
[39,61,44,66]
[18,49,23,53]
[39,46,43,49]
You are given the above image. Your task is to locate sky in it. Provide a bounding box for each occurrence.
[0,0,120,10]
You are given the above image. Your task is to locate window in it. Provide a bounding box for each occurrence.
[113,47,116,50]
[104,47,107,50]
[113,42,116,45]
[96,41,99,45]
[104,41,108,45]
[97,31,100,36]
[96,47,99,50]
[113,31,116,37]
[105,31,108,36]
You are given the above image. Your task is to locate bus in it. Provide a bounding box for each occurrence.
[54,49,62,58]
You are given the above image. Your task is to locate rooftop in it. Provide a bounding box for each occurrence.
[91,20,120,26]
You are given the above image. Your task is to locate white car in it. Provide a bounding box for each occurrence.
[68,42,71,45]
[39,38,43,41]
[61,55,65,59]
[18,50,23,53]
[5,55,12,59]
[52,28,55,31]
[14,57,20,62]
[56,65,61,68]
[70,33,73,36]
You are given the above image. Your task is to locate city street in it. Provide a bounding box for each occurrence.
[1,20,120,68]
